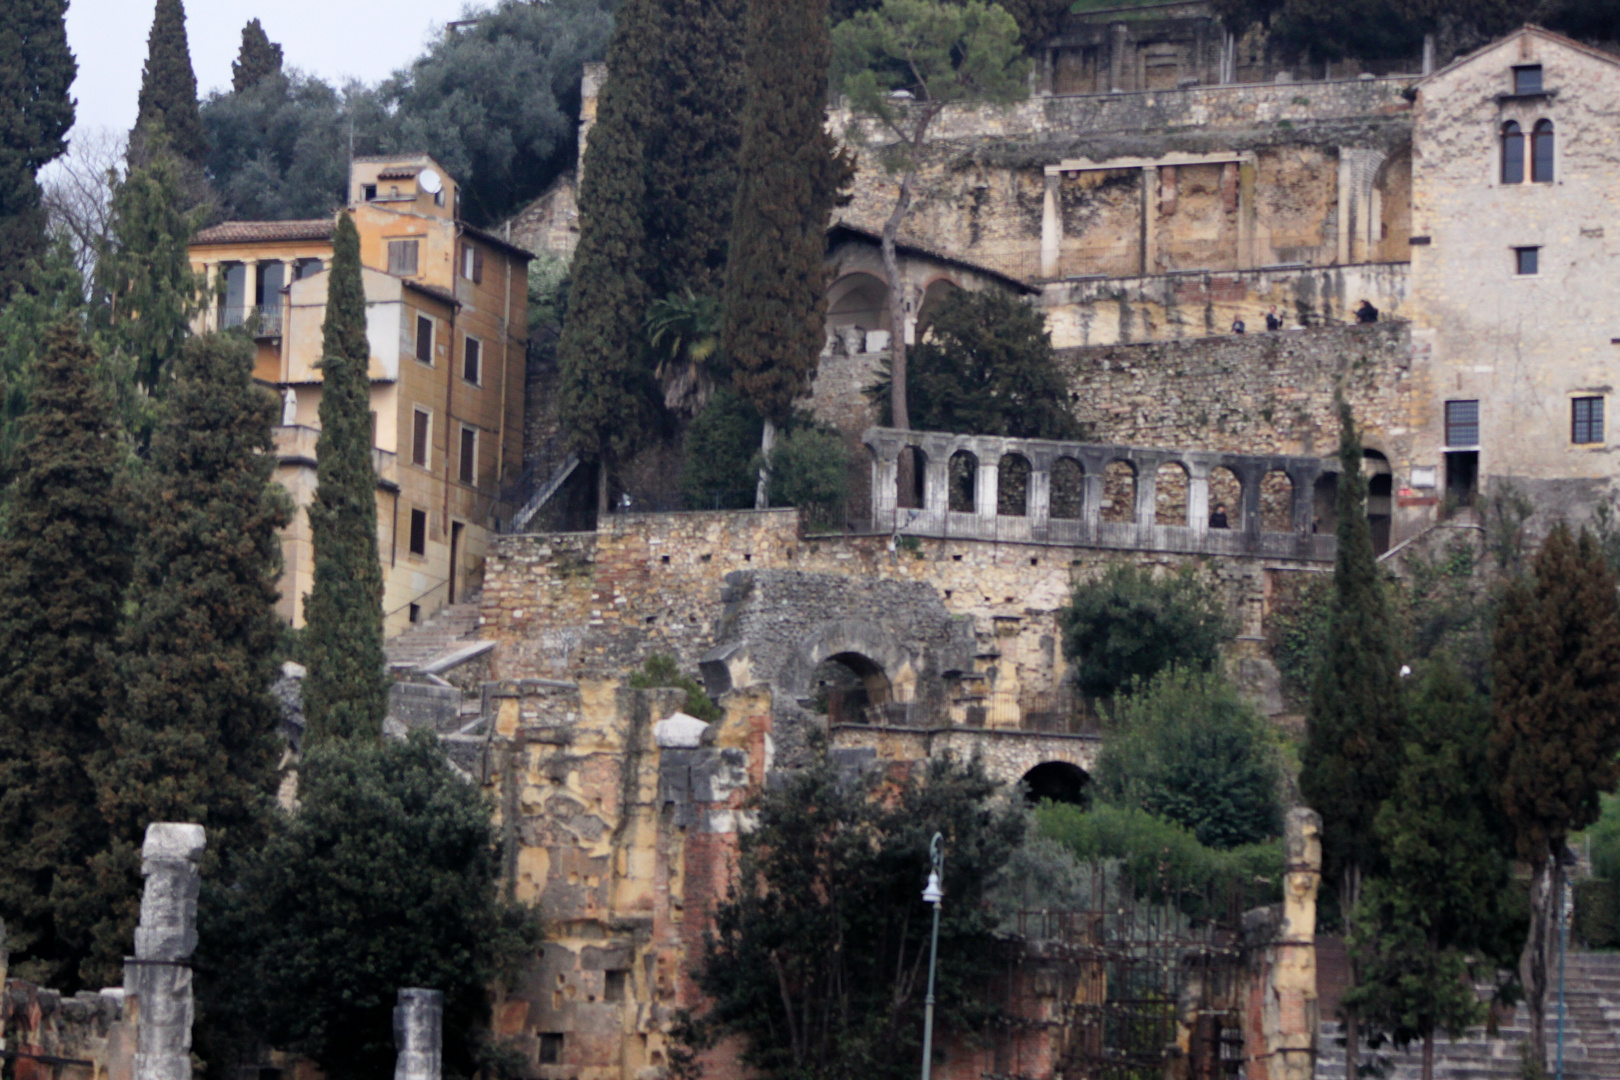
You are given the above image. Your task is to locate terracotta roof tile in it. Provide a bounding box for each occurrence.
[192,219,334,245]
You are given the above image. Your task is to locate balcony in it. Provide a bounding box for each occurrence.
[218,304,284,339]
[272,424,399,489]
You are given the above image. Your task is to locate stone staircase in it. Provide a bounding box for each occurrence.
[385,595,483,671]
[1314,952,1620,1080]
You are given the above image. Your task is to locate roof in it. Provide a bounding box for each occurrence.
[461,223,536,263]
[376,166,422,180]
[403,280,460,309]
[827,221,1037,294]
[192,219,334,246]
[1417,24,1620,87]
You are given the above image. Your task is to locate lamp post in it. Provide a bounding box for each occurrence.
[920,832,945,1080]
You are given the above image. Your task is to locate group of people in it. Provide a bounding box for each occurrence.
[1229,300,1378,334]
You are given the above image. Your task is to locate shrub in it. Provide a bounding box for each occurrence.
[628,654,722,721]
[678,386,762,510]
[1095,667,1284,849]
[763,425,849,528]
[1059,563,1230,700]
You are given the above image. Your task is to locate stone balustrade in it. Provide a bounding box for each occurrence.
[863,427,1336,562]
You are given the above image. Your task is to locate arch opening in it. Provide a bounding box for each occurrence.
[1102,460,1136,523]
[998,454,1031,517]
[916,278,961,339]
[1021,761,1090,807]
[1532,120,1554,183]
[897,446,927,510]
[1260,470,1294,533]
[812,651,892,723]
[1051,457,1085,520]
[826,273,892,353]
[1365,450,1392,556]
[949,451,977,512]
[1154,461,1189,526]
[1209,467,1241,530]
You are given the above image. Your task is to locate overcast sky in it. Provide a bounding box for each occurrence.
[66,0,466,140]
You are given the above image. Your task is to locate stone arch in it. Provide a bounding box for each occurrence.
[812,652,893,722]
[1021,761,1090,806]
[1364,449,1392,555]
[898,445,927,510]
[1154,461,1189,526]
[949,450,977,512]
[1209,466,1241,530]
[1102,459,1136,523]
[782,617,916,708]
[1373,145,1412,260]
[1051,456,1084,519]
[1260,469,1293,533]
[827,272,892,350]
[916,277,962,337]
[998,453,1031,516]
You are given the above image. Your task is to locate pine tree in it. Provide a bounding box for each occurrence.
[82,331,292,985]
[301,212,388,743]
[0,0,75,302]
[723,0,853,506]
[0,237,85,490]
[0,320,130,990]
[556,0,660,514]
[640,0,746,302]
[1348,656,1515,1080]
[94,147,208,422]
[132,0,208,167]
[231,18,283,93]
[1298,399,1407,1080]
[1490,522,1620,1069]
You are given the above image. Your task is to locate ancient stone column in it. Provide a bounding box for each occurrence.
[394,989,444,1080]
[125,823,206,1080]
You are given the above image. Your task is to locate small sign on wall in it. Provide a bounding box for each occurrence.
[1409,466,1437,489]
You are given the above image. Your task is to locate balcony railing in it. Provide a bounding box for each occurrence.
[272,424,399,487]
[218,304,284,338]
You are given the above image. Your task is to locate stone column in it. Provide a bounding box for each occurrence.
[125,823,206,1080]
[394,989,444,1080]
[923,452,948,514]
[974,456,999,522]
[1187,468,1210,534]
[1140,166,1158,276]
[1041,173,1062,278]
[1134,463,1157,529]
[1336,151,1352,265]
[871,445,898,530]
[1109,23,1128,92]
[1271,809,1321,1080]
[1028,463,1051,532]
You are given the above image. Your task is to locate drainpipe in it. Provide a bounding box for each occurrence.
[498,224,514,499]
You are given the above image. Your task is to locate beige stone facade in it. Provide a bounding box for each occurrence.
[190,155,530,635]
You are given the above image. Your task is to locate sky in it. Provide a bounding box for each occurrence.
[64,0,467,140]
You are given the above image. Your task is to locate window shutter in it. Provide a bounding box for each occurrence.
[472,247,485,284]
[416,316,433,364]
[413,410,430,466]
[389,240,419,276]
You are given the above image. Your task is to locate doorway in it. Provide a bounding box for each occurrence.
[449,521,463,604]
[1445,451,1478,511]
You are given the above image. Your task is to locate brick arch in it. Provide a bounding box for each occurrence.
[785,617,916,704]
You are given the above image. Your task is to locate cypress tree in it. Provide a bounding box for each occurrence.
[0,320,130,990]
[641,0,746,302]
[1490,522,1620,1068]
[722,0,853,505]
[231,18,284,93]
[556,0,660,514]
[0,0,75,302]
[132,0,208,167]
[83,332,292,984]
[302,212,388,743]
[0,237,85,489]
[1298,399,1406,1080]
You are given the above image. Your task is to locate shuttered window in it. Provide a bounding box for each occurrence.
[388,239,419,276]
[460,426,477,485]
[412,408,430,467]
[463,336,481,385]
[415,315,433,365]
[1445,400,1480,447]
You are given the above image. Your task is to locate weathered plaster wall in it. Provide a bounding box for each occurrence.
[1408,30,1620,522]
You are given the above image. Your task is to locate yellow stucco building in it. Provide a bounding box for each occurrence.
[190,155,530,636]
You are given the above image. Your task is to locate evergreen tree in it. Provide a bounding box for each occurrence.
[231,18,283,93]
[1347,657,1516,1080]
[723,0,854,506]
[556,0,659,514]
[642,0,746,302]
[0,0,75,302]
[94,146,208,422]
[1490,522,1620,1068]
[0,237,85,490]
[1298,400,1406,1080]
[83,332,291,985]
[302,213,388,743]
[1060,563,1230,701]
[0,320,130,990]
[132,0,208,166]
[869,288,1082,439]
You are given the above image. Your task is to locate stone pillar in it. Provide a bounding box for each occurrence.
[125,823,206,1080]
[1188,470,1210,533]
[871,446,898,530]
[1140,166,1158,276]
[1134,464,1157,529]
[1041,173,1062,278]
[1269,809,1321,1080]
[1028,463,1051,531]
[394,989,444,1080]
[1109,23,1128,92]
[923,451,948,516]
[1237,160,1257,270]
[975,457,999,522]
[1336,150,1352,265]
[1240,466,1264,535]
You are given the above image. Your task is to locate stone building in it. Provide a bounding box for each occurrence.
[189,155,531,634]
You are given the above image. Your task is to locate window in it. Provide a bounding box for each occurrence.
[459,426,477,485]
[416,315,434,365]
[538,1035,564,1066]
[603,970,627,1003]
[1515,246,1539,275]
[1574,397,1605,444]
[294,257,323,280]
[362,183,377,201]
[1501,121,1524,184]
[387,239,420,276]
[1514,65,1543,94]
[461,245,484,283]
[1445,399,1480,447]
[463,336,481,384]
[408,602,421,624]
[408,509,427,556]
[412,408,430,467]
[1532,120,1554,182]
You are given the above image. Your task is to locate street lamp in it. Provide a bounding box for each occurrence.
[920,832,944,1080]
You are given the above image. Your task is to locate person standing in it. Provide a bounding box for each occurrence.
[1265,306,1283,331]
[1356,299,1379,323]
[1230,315,1246,334]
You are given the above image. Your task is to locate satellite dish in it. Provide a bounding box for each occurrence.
[418,168,443,195]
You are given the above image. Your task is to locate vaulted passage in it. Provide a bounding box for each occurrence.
[1021,761,1090,806]
[812,651,892,723]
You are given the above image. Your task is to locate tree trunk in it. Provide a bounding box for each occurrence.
[597,459,610,519]
[881,170,916,500]
[755,417,777,510]
[1422,1031,1434,1080]
[1342,866,1363,1080]
[1523,853,1552,1071]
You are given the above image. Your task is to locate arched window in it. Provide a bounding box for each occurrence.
[1532,120,1555,183]
[1501,121,1524,184]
